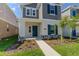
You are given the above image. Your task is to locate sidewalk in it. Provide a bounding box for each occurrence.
[35,40,61,56]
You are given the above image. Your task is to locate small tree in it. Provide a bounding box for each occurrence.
[60,16,68,43]
[67,20,76,41]
[67,15,78,41]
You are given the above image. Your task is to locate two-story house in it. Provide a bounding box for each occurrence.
[62,5,79,37]
[18,3,61,40]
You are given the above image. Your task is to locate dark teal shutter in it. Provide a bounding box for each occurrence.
[47,4,50,14]
[55,6,58,15]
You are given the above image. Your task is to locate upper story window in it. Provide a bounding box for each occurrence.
[26,7,37,17]
[32,9,36,16]
[47,4,58,15]
[26,8,31,16]
[71,10,77,16]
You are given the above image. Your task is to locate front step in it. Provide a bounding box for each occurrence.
[25,38,37,40]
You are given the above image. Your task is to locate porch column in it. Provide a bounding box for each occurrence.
[18,20,26,41]
[40,22,48,36]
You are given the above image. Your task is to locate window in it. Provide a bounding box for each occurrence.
[26,7,31,16]
[48,24,58,35]
[7,28,9,32]
[29,26,31,33]
[50,6,55,14]
[48,25,54,35]
[32,9,36,16]
[71,10,77,16]
[26,9,30,15]
[7,24,9,32]
[47,4,58,15]
[26,7,36,17]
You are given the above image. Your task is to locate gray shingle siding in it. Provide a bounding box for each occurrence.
[42,3,61,20]
[24,3,37,8]
[22,3,61,20]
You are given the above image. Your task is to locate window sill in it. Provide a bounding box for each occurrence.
[25,15,37,17]
[48,14,56,16]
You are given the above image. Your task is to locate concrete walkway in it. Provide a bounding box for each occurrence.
[35,40,61,56]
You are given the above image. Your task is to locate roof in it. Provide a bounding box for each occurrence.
[62,5,79,13]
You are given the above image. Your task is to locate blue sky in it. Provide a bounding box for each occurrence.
[8,3,21,18]
[8,3,79,18]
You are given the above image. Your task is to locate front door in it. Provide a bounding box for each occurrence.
[32,26,38,37]
[72,28,76,37]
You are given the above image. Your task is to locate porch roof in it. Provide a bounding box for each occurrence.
[22,18,43,23]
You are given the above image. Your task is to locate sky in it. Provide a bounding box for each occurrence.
[8,3,79,18]
[8,3,21,18]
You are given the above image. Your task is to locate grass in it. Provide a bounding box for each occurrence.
[10,49,44,56]
[0,35,18,51]
[0,49,44,56]
[53,43,79,56]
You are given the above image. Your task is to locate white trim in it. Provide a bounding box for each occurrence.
[39,3,43,19]
[49,13,56,16]
[61,6,71,13]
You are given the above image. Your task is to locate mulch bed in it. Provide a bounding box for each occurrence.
[5,40,39,55]
[44,39,77,47]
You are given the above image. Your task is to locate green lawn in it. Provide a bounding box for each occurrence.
[53,43,79,56]
[0,49,44,56]
[0,35,44,56]
[0,35,18,51]
[10,49,44,56]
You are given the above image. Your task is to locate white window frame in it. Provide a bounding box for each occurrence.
[49,4,56,16]
[32,8,37,17]
[26,7,31,16]
[26,7,37,17]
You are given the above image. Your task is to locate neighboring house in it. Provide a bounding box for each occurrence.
[62,5,79,37]
[18,3,61,40]
[0,4,18,38]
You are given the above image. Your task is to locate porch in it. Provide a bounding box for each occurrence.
[25,22,42,38]
[18,18,43,40]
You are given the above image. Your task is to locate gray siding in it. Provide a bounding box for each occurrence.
[42,3,61,20]
[22,3,61,20]
[23,3,39,19]
[24,3,37,8]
